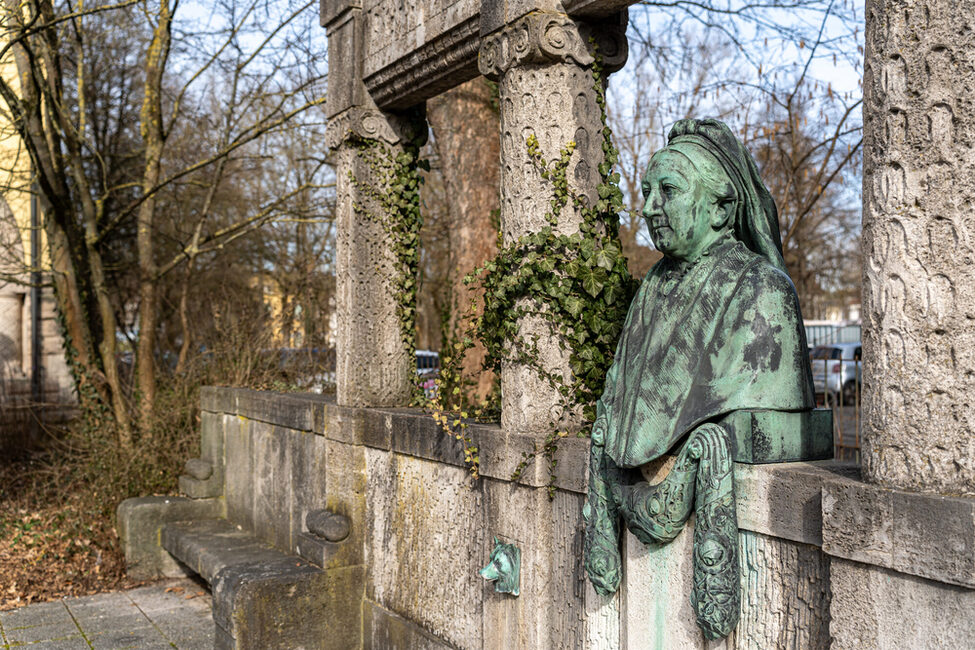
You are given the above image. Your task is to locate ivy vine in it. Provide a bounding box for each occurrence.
[465,55,637,492]
[348,133,428,383]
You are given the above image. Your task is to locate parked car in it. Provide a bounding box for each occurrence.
[810,342,862,405]
[416,350,440,399]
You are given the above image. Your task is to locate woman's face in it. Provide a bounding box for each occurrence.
[641,150,724,262]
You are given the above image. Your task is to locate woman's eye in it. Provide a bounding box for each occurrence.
[662,184,676,197]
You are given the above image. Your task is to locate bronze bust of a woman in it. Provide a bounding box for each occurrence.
[583,118,816,639]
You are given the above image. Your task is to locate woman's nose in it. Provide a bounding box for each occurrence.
[643,189,661,217]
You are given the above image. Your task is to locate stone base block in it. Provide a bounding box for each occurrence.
[829,558,975,649]
[116,496,225,580]
[214,563,364,650]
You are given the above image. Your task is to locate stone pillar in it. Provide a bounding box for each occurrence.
[479,12,627,434]
[326,110,425,407]
[323,1,426,407]
[861,0,975,495]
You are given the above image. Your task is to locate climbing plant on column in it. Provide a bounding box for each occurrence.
[348,133,428,382]
[466,57,638,491]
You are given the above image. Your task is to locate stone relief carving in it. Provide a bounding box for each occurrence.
[862,0,975,495]
[323,106,426,151]
[478,12,627,80]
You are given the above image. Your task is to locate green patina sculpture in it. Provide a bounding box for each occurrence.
[479,537,521,596]
[583,118,823,640]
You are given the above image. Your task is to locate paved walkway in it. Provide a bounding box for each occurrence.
[0,580,213,649]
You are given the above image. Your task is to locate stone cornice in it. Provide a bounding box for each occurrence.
[364,15,481,111]
[478,11,627,80]
[324,107,400,150]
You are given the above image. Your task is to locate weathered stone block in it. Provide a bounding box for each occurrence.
[892,490,975,587]
[252,423,293,551]
[236,390,318,432]
[365,450,484,649]
[735,461,839,547]
[179,474,222,499]
[830,558,975,650]
[214,563,364,650]
[201,386,238,414]
[116,496,225,580]
[363,600,453,649]
[225,416,256,532]
[324,439,369,568]
[161,519,284,583]
[481,479,586,648]
[822,476,975,588]
[389,407,469,467]
[290,429,329,554]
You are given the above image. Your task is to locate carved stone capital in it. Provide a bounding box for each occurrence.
[478,12,627,80]
[324,106,427,151]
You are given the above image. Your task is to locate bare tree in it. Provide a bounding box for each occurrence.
[0,0,328,444]
[609,0,863,310]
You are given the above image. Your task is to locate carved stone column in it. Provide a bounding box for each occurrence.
[325,108,426,408]
[324,1,426,407]
[862,0,975,495]
[479,12,627,434]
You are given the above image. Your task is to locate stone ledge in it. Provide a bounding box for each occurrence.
[200,387,975,590]
[822,477,975,589]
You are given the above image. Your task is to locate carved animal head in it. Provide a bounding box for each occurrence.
[479,537,520,596]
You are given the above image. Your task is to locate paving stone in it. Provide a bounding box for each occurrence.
[86,625,167,650]
[0,580,213,650]
[9,635,92,649]
[3,620,81,646]
[0,600,73,630]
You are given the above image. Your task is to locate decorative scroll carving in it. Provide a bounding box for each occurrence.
[324,106,426,151]
[478,12,627,80]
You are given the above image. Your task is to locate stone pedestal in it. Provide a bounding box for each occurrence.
[479,12,627,434]
[861,0,975,495]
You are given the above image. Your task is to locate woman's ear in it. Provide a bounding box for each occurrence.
[710,197,735,230]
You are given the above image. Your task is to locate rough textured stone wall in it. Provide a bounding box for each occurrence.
[197,390,975,648]
[861,0,975,495]
[830,558,975,649]
[365,450,485,649]
[623,529,830,650]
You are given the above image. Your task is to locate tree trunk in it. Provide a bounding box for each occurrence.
[135,0,174,435]
[427,77,500,400]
